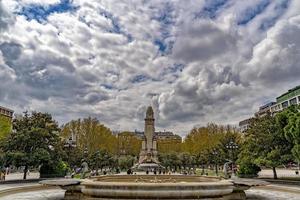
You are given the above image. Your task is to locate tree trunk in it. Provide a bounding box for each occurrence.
[23,166,28,180]
[272,167,277,179]
[201,165,205,175]
[96,166,99,175]
[215,163,218,176]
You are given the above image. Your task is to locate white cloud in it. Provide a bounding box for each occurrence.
[0,0,300,136]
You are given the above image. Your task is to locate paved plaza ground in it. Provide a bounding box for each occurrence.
[4,172,40,181]
[1,186,300,200]
[0,169,299,199]
[0,183,300,199]
[258,169,300,178]
[2,168,299,181]
[0,188,65,200]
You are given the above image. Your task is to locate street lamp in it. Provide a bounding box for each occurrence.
[225,140,238,177]
[83,146,89,160]
[64,137,76,166]
[212,149,219,176]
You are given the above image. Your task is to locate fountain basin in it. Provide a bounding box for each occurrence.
[82,177,233,199]
[41,175,268,200]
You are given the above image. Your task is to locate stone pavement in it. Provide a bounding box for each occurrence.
[0,177,299,200]
[2,169,299,180]
[246,184,300,200]
[1,185,300,200]
[4,172,40,180]
[258,169,300,178]
[0,182,64,200]
[0,183,38,191]
[0,189,65,200]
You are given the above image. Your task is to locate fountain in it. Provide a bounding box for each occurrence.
[39,107,267,199]
[40,174,267,200]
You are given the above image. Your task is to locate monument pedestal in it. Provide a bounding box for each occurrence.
[134,106,162,170]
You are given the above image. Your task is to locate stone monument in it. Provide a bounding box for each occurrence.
[136,106,160,170]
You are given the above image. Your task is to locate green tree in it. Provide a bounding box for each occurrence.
[89,149,113,174]
[1,112,62,179]
[216,126,241,168]
[61,118,117,155]
[158,151,181,171]
[240,115,292,179]
[157,137,182,154]
[0,115,12,139]
[179,152,192,170]
[277,105,300,163]
[117,132,141,156]
[118,155,135,171]
[183,124,241,172]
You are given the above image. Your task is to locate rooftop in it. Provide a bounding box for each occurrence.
[259,102,276,110]
[276,85,300,102]
[0,105,14,112]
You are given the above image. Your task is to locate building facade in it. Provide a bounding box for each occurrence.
[0,106,14,119]
[255,102,276,117]
[238,118,253,133]
[239,85,300,132]
[0,106,14,138]
[270,85,300,114]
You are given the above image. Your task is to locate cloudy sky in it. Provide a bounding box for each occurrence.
[1,0,300,135]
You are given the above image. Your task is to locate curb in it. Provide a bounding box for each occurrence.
[257,178,300,186]
[0,179,45,185]
[0,184,60,197]
[254,185,300,194]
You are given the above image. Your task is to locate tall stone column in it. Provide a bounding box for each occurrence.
[145,106,155,152]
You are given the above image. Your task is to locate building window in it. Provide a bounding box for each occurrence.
[282,101,288,109]
[290,98,297,105]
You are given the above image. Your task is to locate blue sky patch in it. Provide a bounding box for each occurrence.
[237,0,270,25]
[154,39,167,53]
[99,8,133,42]
[195,0,228,19]
[151,2,175,54]
[169,63,184,73]
[161,63,185,79]
[259,0,290,31]
[101,84,114,90]
[132,75,149,83]
[99,9,121,34]
[17,0,78,23]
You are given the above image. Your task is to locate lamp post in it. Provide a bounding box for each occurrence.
[212,149,219,176]
[84,147,88,158]
[225,140,238,177]
[64,137,76,168]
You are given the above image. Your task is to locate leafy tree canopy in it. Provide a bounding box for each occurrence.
[1,111,62,179]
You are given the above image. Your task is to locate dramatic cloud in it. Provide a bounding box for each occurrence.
[0,0,300,136]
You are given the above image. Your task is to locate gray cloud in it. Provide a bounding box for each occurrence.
[0,1,15,32]
[173,20,237,62]
[0,0,300,135]
[0,42,22,61]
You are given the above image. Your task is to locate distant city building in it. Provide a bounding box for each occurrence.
[270,85,300,114]
[0,106,14,119]
[155,131,182,142]
[133,130,182,142]
[254,102,276,117]
[238,118,253,133]
[133,130,144,139]
[0,106,14,138]
[239,85,300,132]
